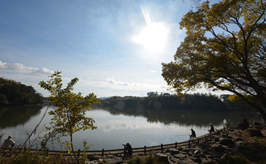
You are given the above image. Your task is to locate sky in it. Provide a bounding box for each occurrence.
[0,0,226,98]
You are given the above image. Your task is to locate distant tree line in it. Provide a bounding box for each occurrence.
[0,78,43,105]
[98,92,255,112]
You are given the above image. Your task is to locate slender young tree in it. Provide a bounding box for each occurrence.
[39,71,100,163]
[162,0,266,122]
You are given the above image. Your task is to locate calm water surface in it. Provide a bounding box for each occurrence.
[0,105,261,150]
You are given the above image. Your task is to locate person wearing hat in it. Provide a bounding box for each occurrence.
[2,135,15,148]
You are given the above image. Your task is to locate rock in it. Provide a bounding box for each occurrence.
[221,153,227,159]
[238,119,249,130]
[234,138,243,141]
[254,122,262,126]
[178,160,195,164]
[202,158,213,164]
[107,154,114,158]
[206,154,216,159]
[166,148,179,155]
[195,152,206,158]
[165,152,171,156]
[174,153,187,159]
[194,149,200,154]
[170,157,180,163]
[187,152,193,156]
[156,153,169,164]
[87,155,99,161]
[190,147,202,154]
[202,146,214,155]
[209,141,216,145]
[178,147,184,151]
[247,128,264,137]
[189,156,202,163]
[235,141,244,146]
[98,159,104,163]
[103,157,123,164]
[213,137,220,142]
[182,148,190,153]
[219,138,234,146]
[212,145,226,153]
[221,134,229,138]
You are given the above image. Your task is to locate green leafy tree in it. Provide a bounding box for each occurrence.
[39,71,101,163]
[147,92,159,97]
[0,93,9,105]
[0,77,43,105]
[162,0,266,122]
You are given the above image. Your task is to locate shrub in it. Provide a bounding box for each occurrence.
[127,152,162,164]
[218,154,248,164]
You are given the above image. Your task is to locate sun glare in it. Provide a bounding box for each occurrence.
[132,6,169,52]
[133,23,168,52]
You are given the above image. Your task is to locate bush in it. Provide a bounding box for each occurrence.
[127,152,162,164]
[0,148,71,164]
[218,154,248,164]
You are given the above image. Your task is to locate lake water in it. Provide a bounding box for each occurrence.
[0,105,261,151]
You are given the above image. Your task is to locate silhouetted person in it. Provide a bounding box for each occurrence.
[190,129,196,140]
[208,124,214,133]
[2,135,15,149]
[225,120,230,129]
[122,143,132,157]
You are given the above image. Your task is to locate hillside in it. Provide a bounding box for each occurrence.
[0,78,43,105]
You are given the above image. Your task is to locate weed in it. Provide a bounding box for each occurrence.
[218,153,248,164]
[246,131,251,137]
[127,152,162,164]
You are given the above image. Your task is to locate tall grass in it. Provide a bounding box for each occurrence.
[127,152,162,164]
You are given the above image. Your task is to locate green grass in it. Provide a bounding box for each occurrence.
[127,152,162,164]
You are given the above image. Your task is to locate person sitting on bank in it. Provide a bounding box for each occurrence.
[208,124,215,133]
[190,129,196,140]
[225,120,230,129]
[2,135,15,149]
[122,143,132,157]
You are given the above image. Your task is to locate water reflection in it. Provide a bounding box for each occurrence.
[97,107,261,127]
[0,105,42,129]
[0,106,261,150]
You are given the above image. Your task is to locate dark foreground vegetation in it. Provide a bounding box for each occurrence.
[0,78,43,105]
[98,92,256,112]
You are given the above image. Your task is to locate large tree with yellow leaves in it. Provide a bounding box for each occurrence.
[162,0,266,122]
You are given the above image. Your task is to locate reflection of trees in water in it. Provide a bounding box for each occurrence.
[0,105,43,129]
[96,108,261,127]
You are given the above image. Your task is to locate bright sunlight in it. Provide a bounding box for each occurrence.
[132,6,169,52]
[133,23,168,52]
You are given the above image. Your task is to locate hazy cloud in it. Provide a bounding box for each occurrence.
[0,61,54,75]
[107,78,129,86]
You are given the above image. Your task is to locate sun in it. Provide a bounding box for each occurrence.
[133,22,168,52]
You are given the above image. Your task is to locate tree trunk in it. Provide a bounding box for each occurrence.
[70,134,79,164]
[67,109,79,164]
